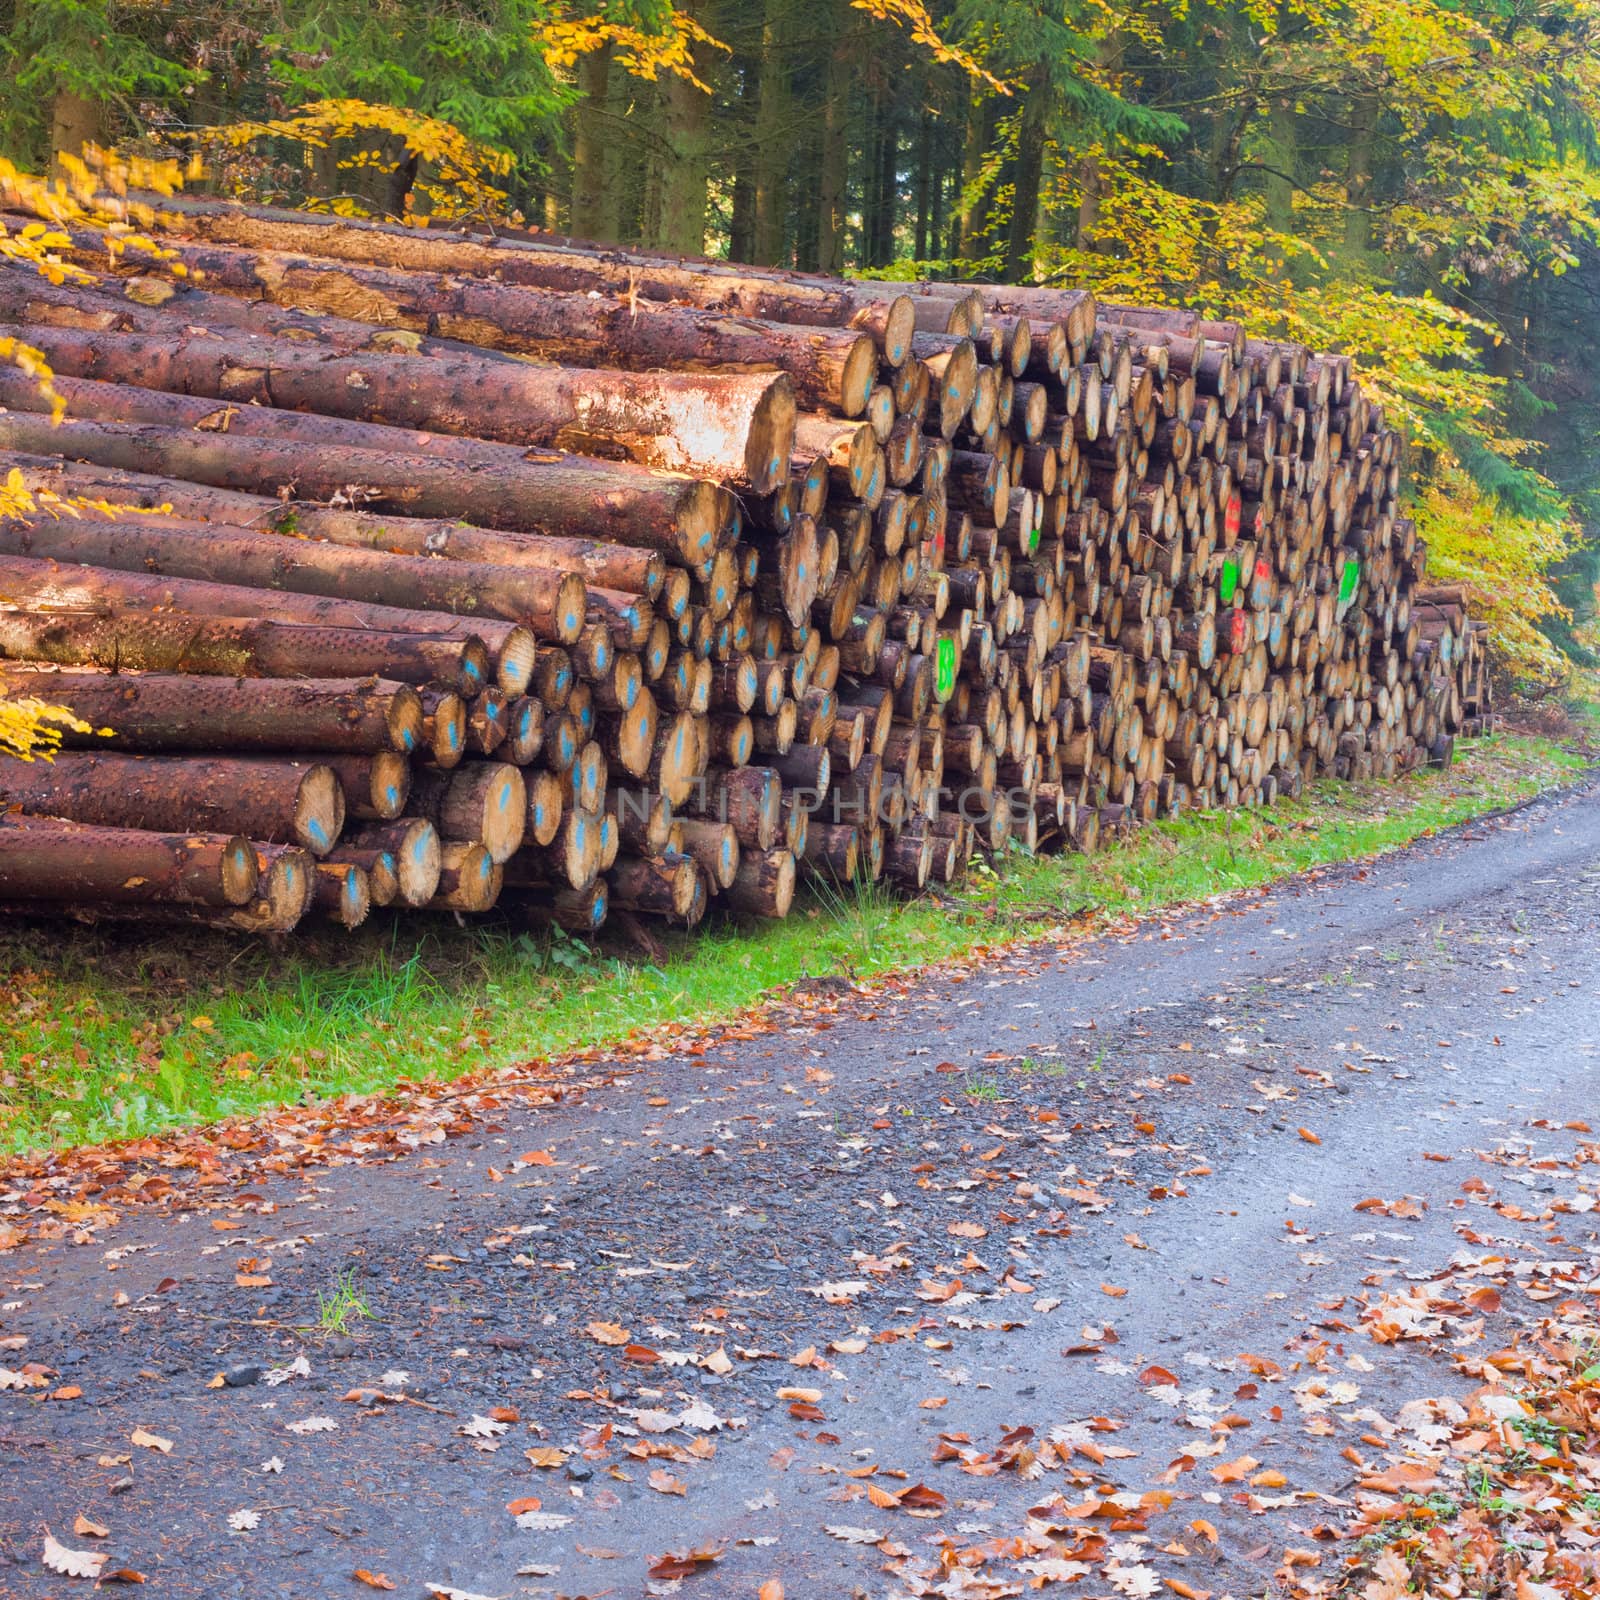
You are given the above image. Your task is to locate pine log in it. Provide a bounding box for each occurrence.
[5,453,667,600]
[0,605,493,697]
[0,506,587,644]
[345,818,442,907]
[9,322,797,494]
[0,403,725,569]
[71,234,881,418]
[0,811,259,908]
[0,752,344,854]
[0,554,538,694]
[0,668,424,756]
[123,195,918,364]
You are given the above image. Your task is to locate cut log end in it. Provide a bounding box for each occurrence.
[745,374,798,496]
[292,763,345,856]
[494,628,539,697]
[841,335,879,419]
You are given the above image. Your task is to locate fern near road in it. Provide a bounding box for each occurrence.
[2,778,1598,1598]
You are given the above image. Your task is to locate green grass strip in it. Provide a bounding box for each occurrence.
[0,731,1585,1154]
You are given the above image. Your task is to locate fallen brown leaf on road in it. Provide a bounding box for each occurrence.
[43,1531,106,1580]
[647,1541,726,1579]
[353,1572,395,1591]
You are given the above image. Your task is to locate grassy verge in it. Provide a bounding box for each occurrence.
[0,730,1586,1154]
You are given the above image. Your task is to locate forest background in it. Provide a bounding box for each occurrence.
[3,0,1599,682]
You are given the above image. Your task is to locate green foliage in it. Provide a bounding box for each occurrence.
[267,1,566,155]
[0,0,198,165]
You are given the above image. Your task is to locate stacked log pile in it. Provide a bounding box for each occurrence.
[0,193,1492,936]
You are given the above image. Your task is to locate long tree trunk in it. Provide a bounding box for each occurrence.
[1264,87,1297,232]
[0,553,539,694]
[570,43,613,241]
[0,752,345,855]
[1342,90,1378,262]
[753,0,791,266]
[816,3,852,275]
[914,69,934,262]
[0,669,424,755]
[1004,63,1050,283]
[9,320,798,492]
[869,72,899,267]
[6,453,670,599]
[80,209,913,364]
[957,85,991,262]
[654,5,713,255]
[0,813,261,909]
[0,406,721,569]
[0,507,589,641]
[0,608,493,695]
[729,56,758,265]
[50,88,102,176]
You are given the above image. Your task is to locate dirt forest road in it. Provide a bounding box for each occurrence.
[3,776,1598,1600]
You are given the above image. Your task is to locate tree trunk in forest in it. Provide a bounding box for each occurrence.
[570,43,612,242]
[50,88,102,176]
[1342,92,1377,262]
[383,149,419,222]
[654,9,711,256]
[914,68,934,262]
[1075,33,1120,250]
[1005,64,1049,282]
[869,74,899,268]
[753,0,791,266]
[729,57,757,265]
[957,86,993,262]
[816,10,852,274]
[1264,90,1296,232]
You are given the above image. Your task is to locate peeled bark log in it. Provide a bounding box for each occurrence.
[0,811,259,908]
[0,668,423,756]
[9,322,798,494]
[0,752,344,855]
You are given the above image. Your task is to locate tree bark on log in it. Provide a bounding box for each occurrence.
[3,453,668,601]
[0,506,587,645]
[0,811,259,908]
[119,194,918,360]
[0,668,423,755]
[0,554,536,695]
[59,233,885,418]
[0,606,492,697]
[0,395,723,571]
[8,322,797,494]
[0,752,344,855]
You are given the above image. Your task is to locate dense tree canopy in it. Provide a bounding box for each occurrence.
[3,0,1598,677]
